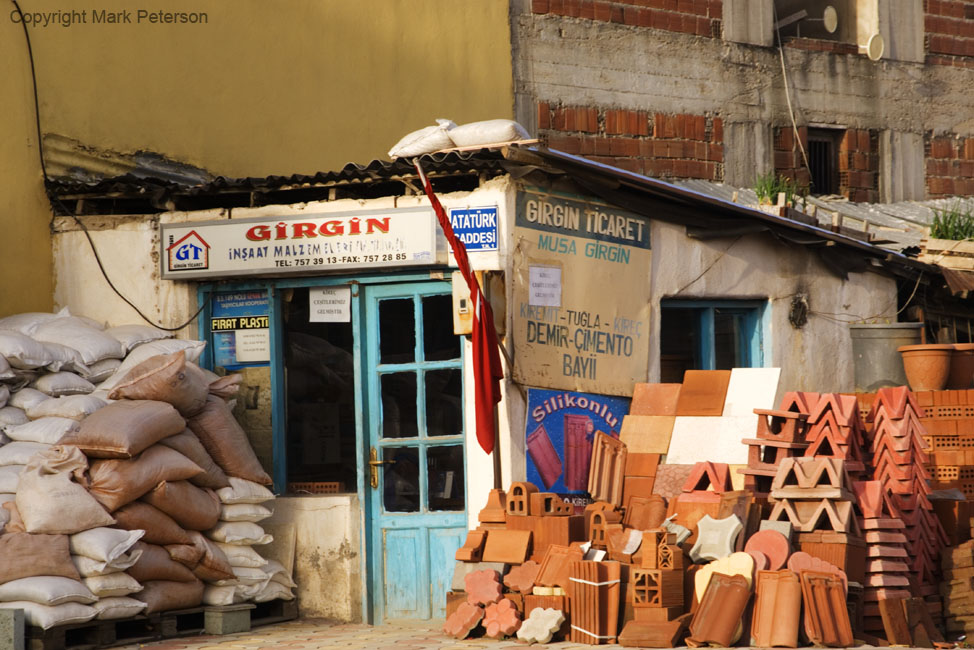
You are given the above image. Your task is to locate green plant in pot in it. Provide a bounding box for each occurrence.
[754,173,803,208]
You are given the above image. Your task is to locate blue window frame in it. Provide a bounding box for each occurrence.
[659,299,768,382]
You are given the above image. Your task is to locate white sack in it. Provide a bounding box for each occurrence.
[0,441,49,466]
[0,577,96,606]
[387,119,456,158]
[448,119,530,147]
[214,543,268,569]
[216,477,275,505]
[0,601,96,629]
[5,417,79,444]
[9,388,50,412]
[27,395,106,420]
[32,320,125,365]
[70,527,144,564]
[0,330,53,369]
[219,503,272,523]
[0,406,28,427]
[206,521,272,545]
[105,325,171,352]
[32,372,95,397]
[0,465,22,493]
[92,596,146,620]
[83,573,143,598]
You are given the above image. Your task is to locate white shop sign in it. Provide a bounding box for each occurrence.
[160,207,443,280]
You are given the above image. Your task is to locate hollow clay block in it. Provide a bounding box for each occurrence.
[465,569,503,606]
[527,426,562,491]
[517,607,566,644]
[506,482,539,516]
[443,601,484,639]
[483,598,521,638]
[689,514,743,563]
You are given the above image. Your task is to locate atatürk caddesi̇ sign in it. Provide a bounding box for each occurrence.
[160,207,444,279]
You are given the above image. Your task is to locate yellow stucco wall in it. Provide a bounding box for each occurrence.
[0,11,54,314]
[16,0,515,177]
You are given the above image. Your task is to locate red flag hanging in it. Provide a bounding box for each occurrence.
[414,160,504,455]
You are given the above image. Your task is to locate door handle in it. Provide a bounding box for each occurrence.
[369,447,396,489]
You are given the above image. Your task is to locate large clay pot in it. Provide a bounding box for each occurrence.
[948,343,974,390]
[898,344,954,391]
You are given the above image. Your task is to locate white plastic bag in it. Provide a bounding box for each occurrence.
[216,477,275,505]
[219,503,272,523]
[92,596,146,620]
[0,601,96,629]
[83,573,143,598]
[0,577,96,606]
[387,119,456,158]
[27,395,107,420]
[448,119,530,147]
[214,543,268,569]
[32,320,125,365]
[70,527,144,564]
[206,521,272,545]
[5,417,79,444]
[105,325,171,352]
[0,330,54,369]
[31,372,95,397]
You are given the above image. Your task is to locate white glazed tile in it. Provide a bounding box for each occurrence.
[665,415,754,465]
[722,367,781,416]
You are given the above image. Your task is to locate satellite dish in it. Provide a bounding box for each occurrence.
[864,33,885,60]
[823,6,838,33]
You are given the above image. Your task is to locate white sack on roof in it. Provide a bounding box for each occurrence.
[448,119,530,147]
[387,119,456,158]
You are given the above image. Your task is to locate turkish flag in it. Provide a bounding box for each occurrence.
[414,161,503,454]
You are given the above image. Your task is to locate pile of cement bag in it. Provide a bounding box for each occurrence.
[0,311,294,630]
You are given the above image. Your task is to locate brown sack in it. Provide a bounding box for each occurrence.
[186,531,235,582]
[2,501,25,533]
[187,395,271,485]
[88,446,203,512]
[17,445,116,534]
[165,542,204,569]
[109,351,210,418]
[136,579,204,614]
[141,480,220,531]
[0,533,81,582]
[208,374,242,400]
[113,502,191,546]
[157,430,230,490]
[58,400,185,459]
[127,542,196,583]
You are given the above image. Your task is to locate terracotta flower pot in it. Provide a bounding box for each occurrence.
[948,343,974,390]
[898,344,954,391]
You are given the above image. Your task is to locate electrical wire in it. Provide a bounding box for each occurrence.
[12,0,206,332]
[808,271,924,324]
[773,5,812,185]
[673,236,742,295]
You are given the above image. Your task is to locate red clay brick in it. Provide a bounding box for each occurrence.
[593,1,612,21]
[712,117,723,142]
[537,102,551,130]
[533,0,550,13]
[611,5,625,22]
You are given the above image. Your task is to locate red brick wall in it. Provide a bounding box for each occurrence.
[926,0,974,65]
[926,135,974,197]
[839,129,879,203]
[773,127,878,202]
[531,0,721,38]
[539,102,723,180]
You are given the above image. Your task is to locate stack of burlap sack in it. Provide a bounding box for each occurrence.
[0,311,293,630]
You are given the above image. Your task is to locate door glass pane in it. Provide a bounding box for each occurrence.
[383,446,419,512]
[425,369,462,437]
[714,309,743,369]
[423,294,460,361]
[427,445,464,511]
[381,372,418,438]
[659,307,697,382]
[380,298,415,363]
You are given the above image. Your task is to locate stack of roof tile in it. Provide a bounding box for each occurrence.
[739,406,810,499]
[942,540,974,636]
[864,387,949,619]
[852,480,911,636]
[802,393,867,479]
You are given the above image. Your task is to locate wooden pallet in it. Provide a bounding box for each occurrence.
[23,600,297,650]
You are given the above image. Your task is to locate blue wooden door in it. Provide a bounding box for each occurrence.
[364,282,467,622]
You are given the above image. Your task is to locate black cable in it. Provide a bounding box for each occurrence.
[12,0,207,332]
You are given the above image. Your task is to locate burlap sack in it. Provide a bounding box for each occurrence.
[187,395,272,485]
[88,446,203,512]
[135,579,204,615]
[58,399,185,459]
[185,531,235,582]
[141,480,220,531]
[208,374,242,400]
[108,352,209,418]
[2,500,25,533]
[16,445,115,534]
[126,542,196,583]
[164,543,204,569]
[157,430,229,490]
[0,533,80,582]
[112,502,191,546]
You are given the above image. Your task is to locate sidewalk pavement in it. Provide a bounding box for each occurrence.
[119,619,623,650]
